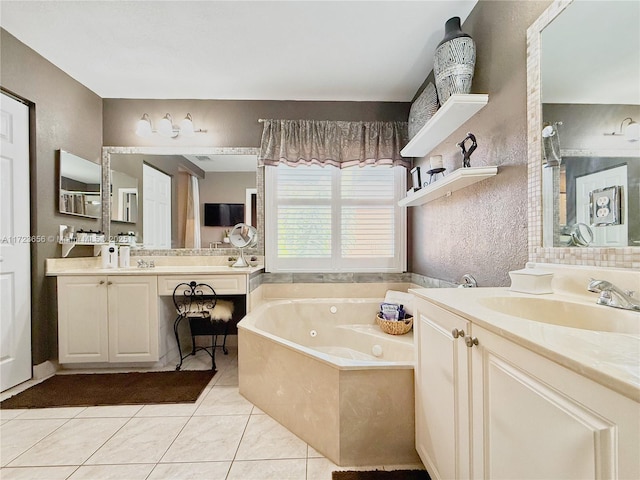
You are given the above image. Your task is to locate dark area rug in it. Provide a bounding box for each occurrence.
[0,370,215,409]
[333,470,431,480]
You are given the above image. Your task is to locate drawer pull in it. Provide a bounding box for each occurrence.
[465,336,479,348]
[452,328,465,339]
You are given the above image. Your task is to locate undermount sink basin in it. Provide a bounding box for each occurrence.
[478,296,640,335]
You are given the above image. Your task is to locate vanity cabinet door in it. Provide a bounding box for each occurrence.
[414,298,472,480]
[470,324,639,480]
[57,276,109,363]
[107,276,158,362]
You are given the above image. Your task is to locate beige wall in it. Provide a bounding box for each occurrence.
[409,0,552,287]
[103,99,409,148]
[1,29,104,365]
[199,171,257,247]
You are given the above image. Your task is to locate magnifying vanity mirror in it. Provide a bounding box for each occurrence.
[528,0,640,265]
[229,223,258,267]
[102,146,261,253]
[58,150,101,219]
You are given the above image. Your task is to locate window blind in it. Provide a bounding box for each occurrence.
[265,164,406,272]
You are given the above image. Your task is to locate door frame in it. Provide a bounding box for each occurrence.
[1,88,35,390]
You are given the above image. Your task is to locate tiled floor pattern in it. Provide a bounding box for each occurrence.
[0,348,424,479]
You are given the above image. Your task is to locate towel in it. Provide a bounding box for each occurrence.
[182,299,234,322]
[384,290,414,316]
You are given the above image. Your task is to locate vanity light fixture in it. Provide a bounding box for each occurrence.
[135,113,207,138]
[604,117,640,142]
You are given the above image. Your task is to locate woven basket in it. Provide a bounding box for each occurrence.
[376,314,413,335]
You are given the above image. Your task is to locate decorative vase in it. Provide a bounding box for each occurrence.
[433,16,476,104]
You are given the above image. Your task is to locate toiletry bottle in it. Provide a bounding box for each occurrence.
[107,245,118,268]
[119,246,130,268]
[101,245,110,268]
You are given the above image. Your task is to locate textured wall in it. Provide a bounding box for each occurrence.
[1,29,104,364]
[409,0,552,287]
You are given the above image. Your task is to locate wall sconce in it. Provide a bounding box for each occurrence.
[135,113,206,138]
[604,117,640,142]
[541,121,563,167]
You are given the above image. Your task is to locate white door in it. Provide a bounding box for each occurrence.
[576,165,628,247]
[0,93,31,391]
[143,164,171,249]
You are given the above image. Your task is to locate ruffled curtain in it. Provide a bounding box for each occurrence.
[259,119,410,169]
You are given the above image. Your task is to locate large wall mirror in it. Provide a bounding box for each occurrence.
[102,146,261,253]
[58,150,101,219]
[527,0,640,266]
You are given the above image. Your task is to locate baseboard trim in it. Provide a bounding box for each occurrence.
[33,360,58,380]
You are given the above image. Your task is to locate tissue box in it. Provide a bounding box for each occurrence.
[509,269,553,294]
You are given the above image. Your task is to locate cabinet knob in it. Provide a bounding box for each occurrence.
[99,280,105,285]
[107,281,113,285]
[452,328,465,339]
[464,336,479,348]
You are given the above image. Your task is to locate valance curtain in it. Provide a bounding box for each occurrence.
[258,119,410,169]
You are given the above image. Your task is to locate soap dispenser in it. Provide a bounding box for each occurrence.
[107,244,118,269]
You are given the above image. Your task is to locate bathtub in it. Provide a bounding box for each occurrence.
[238,298,418,466]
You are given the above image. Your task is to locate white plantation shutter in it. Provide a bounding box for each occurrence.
[276,166,332,259]
[266,164,406,272]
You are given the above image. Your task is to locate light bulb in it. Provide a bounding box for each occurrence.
[135,114,152,137]
[180,113,195,137]
[158,113,175,137]
[625,120,640,142]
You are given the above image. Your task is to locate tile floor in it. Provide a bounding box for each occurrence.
[0,348,424,479]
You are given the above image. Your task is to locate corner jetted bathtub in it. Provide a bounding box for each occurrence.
[237,298,418,466]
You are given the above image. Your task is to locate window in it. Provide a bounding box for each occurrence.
[265,164,406,272]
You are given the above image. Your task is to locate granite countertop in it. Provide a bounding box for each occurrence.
[46,265,264,276]
[45,256,264,276]
[410,287,640,402]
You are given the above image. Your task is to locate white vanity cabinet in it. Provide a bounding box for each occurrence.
[470,324,639,480]
[414,296,640,480]
[414,298,472,479]
[57,275,158,363]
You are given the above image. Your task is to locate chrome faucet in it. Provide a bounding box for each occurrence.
[587,279,640,311]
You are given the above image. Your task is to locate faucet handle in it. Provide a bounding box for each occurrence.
[596,290,612,305]
[626,290,637,298]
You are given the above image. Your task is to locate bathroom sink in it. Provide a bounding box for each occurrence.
[478,296,640,334]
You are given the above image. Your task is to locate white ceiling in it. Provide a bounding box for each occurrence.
[183,154,258,172]
[0,0,477,102]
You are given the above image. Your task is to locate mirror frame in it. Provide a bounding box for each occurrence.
[58,149,102,219]
[526,0,640,267]
[101,146,263,253]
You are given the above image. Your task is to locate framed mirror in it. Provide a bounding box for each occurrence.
[102,146,262,252]
[58,150,101,219]
[527,0,640,266]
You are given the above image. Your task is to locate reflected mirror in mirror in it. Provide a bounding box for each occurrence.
[106,148,259,250]
[58,150,101,219]
[540,0,640,248]
[110,169,138,223]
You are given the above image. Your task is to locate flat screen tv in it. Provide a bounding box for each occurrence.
[204,203,244,227]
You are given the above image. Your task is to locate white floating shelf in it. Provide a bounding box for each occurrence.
[60,241,107,258]
[398,166,498,207]
[401,94,489,158]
